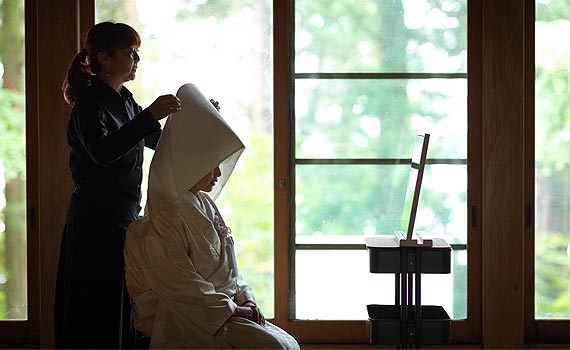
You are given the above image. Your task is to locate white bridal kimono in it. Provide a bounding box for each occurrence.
[124,84,299,349]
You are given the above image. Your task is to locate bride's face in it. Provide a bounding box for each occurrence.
[190,165,221,194]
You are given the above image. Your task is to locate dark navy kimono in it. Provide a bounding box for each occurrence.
[54,77,161,349]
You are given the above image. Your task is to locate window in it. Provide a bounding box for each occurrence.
[0,0,27,321]
[535,0,570,320]
[292,0,468,321]
[95,0,275,315]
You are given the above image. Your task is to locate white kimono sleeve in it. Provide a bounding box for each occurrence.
[234,271,255,306]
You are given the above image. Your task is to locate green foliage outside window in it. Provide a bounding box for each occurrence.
[0,88,26,319]
[0,0,27,320]
[535,0,570,319]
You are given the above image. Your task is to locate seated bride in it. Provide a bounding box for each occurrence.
[124,83,300,349]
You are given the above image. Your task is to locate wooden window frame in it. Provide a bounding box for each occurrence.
[21,0,95,346]
[273,0,482,344]
[523,0,570,344]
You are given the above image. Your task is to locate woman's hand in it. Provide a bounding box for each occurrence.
[251,305,266,326]
[209,98,220,112]
[148,94,182,121]
[235,305,266,326]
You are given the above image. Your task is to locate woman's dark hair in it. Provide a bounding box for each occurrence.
[62,21,141,106]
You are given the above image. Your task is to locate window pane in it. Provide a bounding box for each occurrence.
[293,0,468,323]
[296,164,409,239]
[296,164,465,244]
[0,0,27,320]
[96,0,275,316]
[295,79,467,159]
[535,0,570,319]
[295,249,466,320]
[295,0,467,73]
[415,164,467,244]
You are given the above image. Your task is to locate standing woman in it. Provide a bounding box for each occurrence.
[54,21,181,349]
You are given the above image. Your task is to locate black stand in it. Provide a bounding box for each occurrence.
[365,236,451,349]
[397,246,425,349]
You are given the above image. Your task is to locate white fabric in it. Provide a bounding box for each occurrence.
[125,83,299,349]
[145,83,244,217]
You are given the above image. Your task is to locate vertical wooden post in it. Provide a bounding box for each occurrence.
[481,0,526,347]
[33,0,81,347]
[273,0,293,329]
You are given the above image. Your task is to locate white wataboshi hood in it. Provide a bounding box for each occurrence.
[145,83,245,217]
